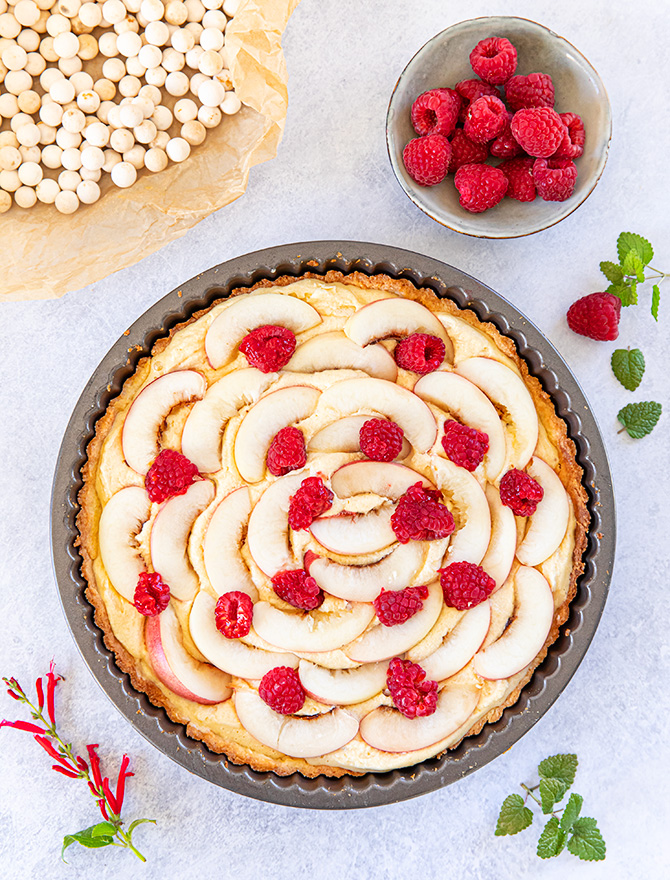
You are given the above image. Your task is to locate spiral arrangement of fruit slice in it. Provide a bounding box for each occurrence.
[93,277,579,774]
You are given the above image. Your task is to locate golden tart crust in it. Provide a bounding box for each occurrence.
[77,271,589,778]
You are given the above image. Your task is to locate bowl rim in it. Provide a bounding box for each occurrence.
[385,15,613,239]
[51,240,616,809]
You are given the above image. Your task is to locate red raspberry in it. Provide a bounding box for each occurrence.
[271,569,324,610]
[511,107,567,158]
[439,561,496,610]
[134,572,170,616]
[386,657,438,719]
[394,332,445,374]
[238,325,296,373]
[441,420,489,471]
[402,134,451,186]
[532,156,577,202]
[499,468,545,516]
[288,476,334,530]
[505,73,555,111]
[374,585,428,627]
[454,163,508,213]
[554,112,585,159]
[411,88,461,138]
[455,79,500,122]
[259,666,305,715]
[145,449,199,503]
[266,426,306,476]
[499,156,536,202]
[566,292,621,341]
[463,94,508,144]
[391,482,455,543]
[214,591,254,639]
[469,37,517,85]
[359,418,404,462]
[448,128,489,172]
[489,113,522,159]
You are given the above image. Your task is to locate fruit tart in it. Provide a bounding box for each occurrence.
[77,270,589,778]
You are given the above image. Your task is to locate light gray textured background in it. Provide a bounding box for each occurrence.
[1,0,669,877]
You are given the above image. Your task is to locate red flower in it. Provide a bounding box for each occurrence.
[35,677,45,711]
[46,661,62,726]
[0,719,45,734]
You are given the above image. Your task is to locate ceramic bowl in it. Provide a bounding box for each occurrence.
[386,16,612,238]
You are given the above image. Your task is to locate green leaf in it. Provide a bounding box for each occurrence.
[621,250,645,283]
[537,817,567,859]
[652,284,660,321]
[538,753,578,789]
[600,261,624,284]
[607,280,636,307]
[540,777,568,814]
[617,401,662,439]
[568,817,606,861]
[617,231,653,267]
[61,825,115,862]
[611,348,645,391]
[560,793,583,834]
[495,794,533,836]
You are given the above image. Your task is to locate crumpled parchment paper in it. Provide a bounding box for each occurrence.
[1,0,300,302]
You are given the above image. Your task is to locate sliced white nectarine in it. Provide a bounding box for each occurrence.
[345,581,443,663]
[252,601,375,653]
[456,357,539,470]
[432,457,491,566]
[203,487,257,600]
[516,457,570,566]
[234,385,320,483]
[418,601,491,681]
[181,369,276,473]
[98,486,151,602]
[330,461,433,501]
[121,370,207,474]
[318,377,437,452]
[145,603,232,703]
[306,542,424,602]
[234,690,359,758]
[414,370,506,481]
[286,331,397,380]
[189,592,297,679]
[310,507,396,556]
[205,292,322,369]
[359,683,479,753]
[344,297,454,364]
[246,473,303,576]
[298,660,388,705]
[474,566,554,680]
[480,483,517,589]
[150,479,215,601]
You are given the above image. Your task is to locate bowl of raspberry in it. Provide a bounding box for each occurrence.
[386,16,612,238]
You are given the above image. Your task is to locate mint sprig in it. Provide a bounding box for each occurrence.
[601,232,667,319]
[611,348,645,391]
[495,753,605,862]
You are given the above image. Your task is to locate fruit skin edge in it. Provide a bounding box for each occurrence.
[74,270,590,779]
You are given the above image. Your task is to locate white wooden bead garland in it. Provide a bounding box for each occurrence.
[0,0,241,211]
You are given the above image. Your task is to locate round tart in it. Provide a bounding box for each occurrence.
[77,271,588,778]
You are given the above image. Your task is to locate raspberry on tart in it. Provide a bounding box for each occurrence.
[271,569,324,610]
[373,585,429,627]
[214,591,254,639]
[145,449,199,503]
[259,666,305,715]
[359,418,404,462]
[238,324,296,372]
[266,426,307,476]
[439,561,496,610]
[394,333,445,374]
[386,657,438,718]
[134,572,170,616]
[391,482,455,543]
[441,420,489,471]
[499,468,545,516]
[288,476,334,530]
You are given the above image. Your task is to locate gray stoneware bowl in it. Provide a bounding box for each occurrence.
[51,242,615,809]
[386,17,612,238]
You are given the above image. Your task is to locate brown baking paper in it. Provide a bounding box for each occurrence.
[1,0,300,302]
